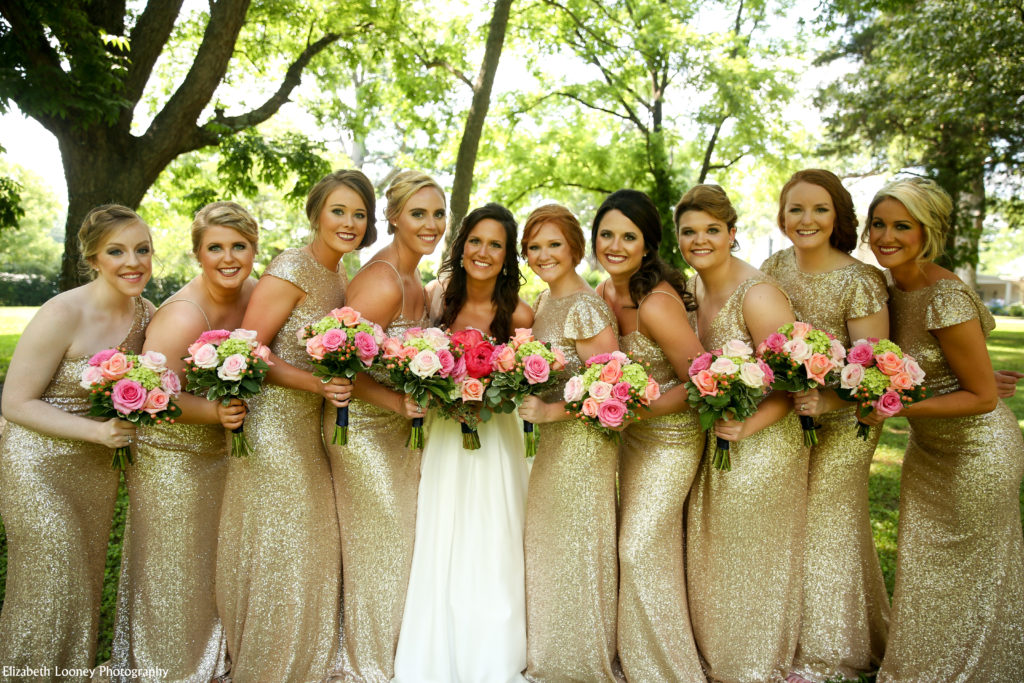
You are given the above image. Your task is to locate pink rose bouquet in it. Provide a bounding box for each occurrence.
[299,307,385,445]
[383,326,455,449]
[432,328,501,450]
[684,340,773,471]
[485,328,566,457]
[82,348,183,470]
[563,351,660,442]
[756,322,846,446]
[836,337,928,439]
[183,328,273,457]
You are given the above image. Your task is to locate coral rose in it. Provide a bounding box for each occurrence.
[598,358,623,383]
[331,307,361,326]
[804,353,834,385]
[643,377,661,403]
[100,352,133,380]
[692,369,718,396]
[450,328,484,350]
[511,328,535,347]
[551,347,566,372]
[890,371,915,391]
[581,397,599,418]
[305,336,326,361]
[491,345,516,372]
[460,377,485,402]
[381,338,404,359]
[790,321,812,339]
[875,351,904,376]
[142,387,170,415]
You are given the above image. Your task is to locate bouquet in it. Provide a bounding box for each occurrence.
[756,321,846,446]
[684,340,773,471]
[563,351,661,442]
[81,348,183,470]
[183,328,273,457]
[836,337,928,439]
[300,307,385,445]
[382,326,455,448]
[438,328,499,450]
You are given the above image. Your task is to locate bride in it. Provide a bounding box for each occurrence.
[393,203,533,682]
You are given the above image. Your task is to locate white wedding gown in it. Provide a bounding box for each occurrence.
[393,409,529,683]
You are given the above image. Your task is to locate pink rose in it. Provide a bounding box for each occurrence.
[757,358,775,386]
[763,332,787,354]
[791,321,812,339]
[610,351,628,364]
[551,347,566,372]
[782,337,812,363]
[643,377,661,404]
[306,335,326,361]
[321,328,346,352]
[100,352,133,380]
[874,389,904,417]
[588,380,612,401]
[523,354,551,385]
[585,352,611,367]
[581,397,600,418]
[451,356,468,384]
[460,377,485,401]
[228,328,257,341]
[890,371,915,391]
[612,381,632,401]
[382,337,404,359]
[142,387,170,415]
[511,328,535,347]
[829,338,847,363]
[88,348,118,367]
[598,358,623,384]
[436,348,455,377]
[370,323,386,345]
[692,369,718,396]
[111,379,147,414]
[875,351,904,376]
[563,375,585,403]
[688,352,712,377]
[491,345,516,373]
[903,356,925,385]
[218,353,249,381]
[80,365,104,389]
[464,342,496,379]
[191,344,219,369]
[840,363,864,390]
[803,353,834,385]
[403,327,423,341]
[597,398,627,428]
[353,331,379,366]
[160,370,181,395]
[330,307,361,326]
[254,343,272,363]
[846,342,874,366]
[197,329,231,345]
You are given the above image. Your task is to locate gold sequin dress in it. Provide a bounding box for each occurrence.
[110,300,229,683]
[524,289,623,682]
[877,278,1024,682]
[216,249,344,682]
[761,247,890,681]
[0,297,148,681]
[686,276,807,683]
[327,262,428,682]
[617,292,706,682]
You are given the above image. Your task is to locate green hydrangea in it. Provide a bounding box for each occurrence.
[125,366,160,390]
[218,338,251,359]
[312,317,342,335]
[873,339,902,357]
[779,322,795,336]
[861,367,891,394]
[621,363,648,387]
[407,338,434,352]
[806,329,831,353]
[516,341,553,362]
[582,364,603,386]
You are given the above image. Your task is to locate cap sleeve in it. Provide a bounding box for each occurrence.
[923,279,995,335]
[845,263,888,319]
[262,248,308,292]
[564,292,616,341]
[760,249,783,276]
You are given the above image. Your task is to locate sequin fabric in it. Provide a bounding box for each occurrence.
[685,276,807,683]
[877,278,1024,681]
[617,321,706,682]
[216,249,344,682]
[762,248,889,681]
[524,289,624,682]
[328,273,428,683]
[0,297,148,681]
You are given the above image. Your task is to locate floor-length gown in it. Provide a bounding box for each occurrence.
[616,292,706,682]
[524,289,623,682]
[110,299,229,683]
[327,260,428,682]
[393,408,529,683]
[0,297,149,682]
[762,248,890,681]
[216,248,344,682]
[686,275,807,683]
[877,278,1024,682]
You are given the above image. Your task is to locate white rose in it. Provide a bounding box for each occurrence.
[840,363,864,390]
[230,328,259,341]
[563,375,585,402]
[422,327,450,351]
[191,343,219,369]
[138,350,167,373]
[409,349,442,378]
[709,357,738,375]
[722,339,753,358]
[80,365,104,389]
[783,337,812,363]
[829,338,847,363]
[738,362,766,388]
[903,356,926,384]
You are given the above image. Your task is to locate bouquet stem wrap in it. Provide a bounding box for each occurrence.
[407,416,424,449]
[461,421,481,450]
[231,422,253,457]
[523,420,537,458]
[333,405,349,446]
[798,414,820,446]
[713,436,731,471]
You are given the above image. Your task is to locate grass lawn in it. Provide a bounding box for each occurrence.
[0,309,1022,669]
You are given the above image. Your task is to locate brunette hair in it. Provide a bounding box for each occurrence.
[865,177,952,262]
[384,170,446,235]
[674,184,740,251]
[191,201,260,254]
[777,169,858,253]
[305,169,377,248]
[78,204,150,278]
[519,203,585,265]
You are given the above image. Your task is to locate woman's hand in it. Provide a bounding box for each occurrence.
[216,398,247,431]
[94,418,136,449]
[792,388,824,418]
[713,416,750,442]
[398,394,427,420]
[995,370,1023,399]
[518,395,561,424]
[316,376,353,408]
[859,407,889,427]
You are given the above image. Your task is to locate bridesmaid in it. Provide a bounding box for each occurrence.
[0,205,153,680]
[517,203,622,681]
[862,177,1024,681]
[109,202,257,682]
[329,170,446,681]
[761,169,890,682]
[592,189,706,682]
[675,184,807,683]
[217,171,372,681]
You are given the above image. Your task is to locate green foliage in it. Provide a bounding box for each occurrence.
[0,176,24,230]
[0,160,64,277]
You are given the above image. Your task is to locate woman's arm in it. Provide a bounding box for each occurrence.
[639,290,703,418]
[512,300,535,330]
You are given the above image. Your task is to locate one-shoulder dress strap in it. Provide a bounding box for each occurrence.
[160,298,212,331]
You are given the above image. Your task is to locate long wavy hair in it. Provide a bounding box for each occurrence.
[592,189,694,310]
[437,203,523,341]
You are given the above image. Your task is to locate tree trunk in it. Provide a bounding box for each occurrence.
[445,0,513,251]
[952,170,985,290]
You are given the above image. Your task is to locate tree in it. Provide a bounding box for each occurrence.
[0,0,380,290]
[817,0,1024,286]
[0,159,63,275]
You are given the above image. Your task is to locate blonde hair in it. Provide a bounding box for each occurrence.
[305,169,377,248]
[674,184,738,230]
[520,203,585,266]
[384,170,446,235]
[191,201,260,254]
[866,177,952,262]
[78,204,150,278]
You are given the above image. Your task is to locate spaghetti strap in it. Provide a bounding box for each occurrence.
[370,259,408,319]
[636,289,688,327]
[160,297,212,331]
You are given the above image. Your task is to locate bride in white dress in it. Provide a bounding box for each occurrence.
[393,204,534,683]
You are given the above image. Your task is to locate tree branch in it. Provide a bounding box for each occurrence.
[120,0,186,122]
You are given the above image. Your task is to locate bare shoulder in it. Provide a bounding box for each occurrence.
[924,262,959,284]
[512,299,534,328]
[744,280,791,311]
[150,299,209,335]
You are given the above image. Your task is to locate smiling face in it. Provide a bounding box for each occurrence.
[676,209,734,272]
[525,221,576,286]
[91,221,153,296]
[461,218,507,283]
[868,197,925,270]
[782,181,835,252]
[393,186,447,256]
[197,224,255,291]
[315,185,368,258]
[594,209,644,279]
